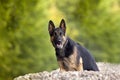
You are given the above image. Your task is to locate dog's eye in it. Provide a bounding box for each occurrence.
[54,32,57,36]
[60,32,62,36]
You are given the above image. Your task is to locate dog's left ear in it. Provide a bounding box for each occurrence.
[59,19,66,33]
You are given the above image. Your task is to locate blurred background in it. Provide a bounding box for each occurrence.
[0,0,120,80]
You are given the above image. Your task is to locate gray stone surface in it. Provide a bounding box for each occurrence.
[14,62,120,80]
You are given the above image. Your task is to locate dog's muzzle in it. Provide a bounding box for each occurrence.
[56,40,63,49]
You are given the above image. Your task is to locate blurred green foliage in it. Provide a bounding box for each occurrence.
[0,0,120,80]
[0,0,57,80]
[56,0,120,63]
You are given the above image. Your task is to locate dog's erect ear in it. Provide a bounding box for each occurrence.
[48,20,55,36]
[59,19,66,33]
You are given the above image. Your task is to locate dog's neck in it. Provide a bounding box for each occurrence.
[55,37,74,59]
[55,40,68,58]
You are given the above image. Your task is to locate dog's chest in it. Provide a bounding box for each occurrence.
[57,47,78,71]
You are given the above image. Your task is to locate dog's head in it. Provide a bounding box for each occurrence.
[48,19,67,49]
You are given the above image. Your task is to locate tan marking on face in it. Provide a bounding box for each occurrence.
[50,36,56,47]
[50,36,54,42]
[62,36,67,46]
[63,36,66,41]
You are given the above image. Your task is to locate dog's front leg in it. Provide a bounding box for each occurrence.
[77,57,83,71]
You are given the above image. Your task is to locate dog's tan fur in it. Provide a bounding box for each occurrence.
[57,46,83,71]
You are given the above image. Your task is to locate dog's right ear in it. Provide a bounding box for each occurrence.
[48,20,55,36]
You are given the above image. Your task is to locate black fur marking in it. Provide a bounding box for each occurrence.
[76,43,99,71]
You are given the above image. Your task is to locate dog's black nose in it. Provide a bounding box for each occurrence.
[57,40,61,44]
[58,40,61,42]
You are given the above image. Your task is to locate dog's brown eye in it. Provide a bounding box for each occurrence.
[54,32,57,36]
[60,32,62,36]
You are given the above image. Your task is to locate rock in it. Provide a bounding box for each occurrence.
[14,62,120,80]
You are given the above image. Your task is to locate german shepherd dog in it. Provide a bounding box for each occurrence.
[48,19,99,71]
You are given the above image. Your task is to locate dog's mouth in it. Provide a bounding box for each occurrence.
[56,41,63,49]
